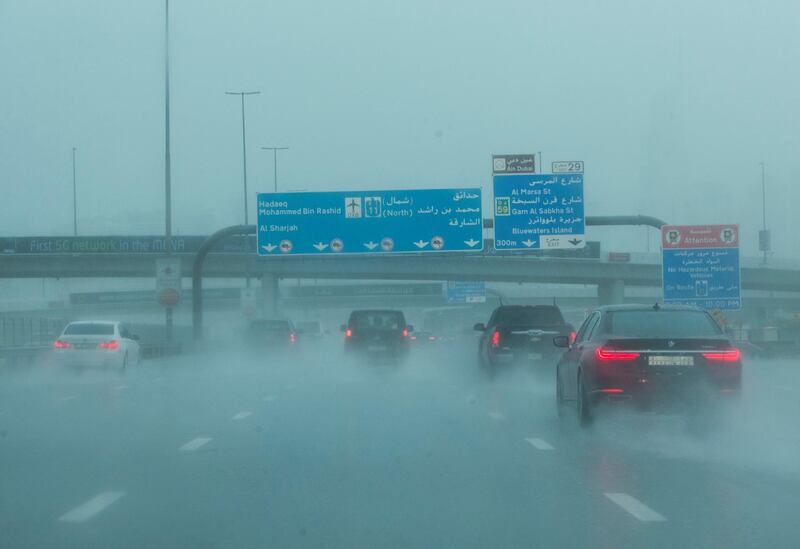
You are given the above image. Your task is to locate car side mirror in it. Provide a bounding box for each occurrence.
[406,325,414,333]
[473,323,486,332]
[553,335,570,348]
[132,334,140,341]
[340,324,347,332]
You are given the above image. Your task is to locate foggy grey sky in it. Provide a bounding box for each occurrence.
[1,0,798,256]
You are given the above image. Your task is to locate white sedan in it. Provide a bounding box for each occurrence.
[54,321,141,370]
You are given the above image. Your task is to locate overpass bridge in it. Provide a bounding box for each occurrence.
[2,246,799,291]
[4,217,800,324]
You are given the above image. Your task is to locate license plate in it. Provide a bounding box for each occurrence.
[529,337,541,342]
[368,345,387,352]
[75,343,95,350]
[528,353,543,361]
[648,355,694,366]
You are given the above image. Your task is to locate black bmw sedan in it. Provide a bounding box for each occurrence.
[555,304,742,426]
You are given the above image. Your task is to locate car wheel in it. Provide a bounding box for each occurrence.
[577,375,593,428]
[556,370,566,418]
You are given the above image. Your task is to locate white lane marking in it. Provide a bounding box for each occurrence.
[262,395,277,402]
[605,493,667,522]
[56,395,79,403]
[58,491,125,523]
[488,411,505,421]
[232,411,252,420]
[525,437,555,450]
[285,384,296,391]
[179,437,211,451]
[113,384,128,391]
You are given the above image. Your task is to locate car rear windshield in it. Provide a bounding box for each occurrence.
[494,306,564,325]
[250,320,290,332]
[604,310,722,338]
[63,323,115,336]
[351,311,405,330]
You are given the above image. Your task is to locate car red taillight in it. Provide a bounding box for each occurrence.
[54,340,71,349]
[569,331,577,345]
[490,330,501,348]
[595,347,640,361]
[345,328,352,338]
[98,340,120,350]
[702,348,741,362]
[402,328,409,337]
[289,332,296,344]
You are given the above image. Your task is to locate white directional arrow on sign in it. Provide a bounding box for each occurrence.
[522,239,536,248]
[363,241,378,250]
[464,238,480,248]
[413,240,430,249]
[261,244,277,252]
[312,242,329,251]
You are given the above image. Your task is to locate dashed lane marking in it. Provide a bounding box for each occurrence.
[58,491,126,523]
[525,437,555,450]
[605,493,667,522]
[179,437,211,451]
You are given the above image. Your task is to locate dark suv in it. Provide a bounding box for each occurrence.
[342,310,412,360]
[475,305,575,369]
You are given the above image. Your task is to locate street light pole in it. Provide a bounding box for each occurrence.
[261,147,289,192]
[760,161,767,264]
[164,0,174,340]
[226,91,260,223]
[72,147,77,236]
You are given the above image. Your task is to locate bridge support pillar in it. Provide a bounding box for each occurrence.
[260,275,279,317]
[598,279,625,305]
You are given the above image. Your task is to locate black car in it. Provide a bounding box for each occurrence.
[246,319,298,351]
[555,304,742,426]
[342,310,412,360]
[474,305,575,369]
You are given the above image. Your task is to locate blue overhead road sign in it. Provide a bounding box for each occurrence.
[443,281,486,304]
[493,173,585,250]
[661,224,741,310]
[257,189,483,256]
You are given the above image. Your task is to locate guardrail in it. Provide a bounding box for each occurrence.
[0,316,67,348]
[0,317,187,366]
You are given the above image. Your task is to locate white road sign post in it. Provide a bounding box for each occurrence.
[156,258,181,307]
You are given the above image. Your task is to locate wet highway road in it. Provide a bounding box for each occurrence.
[1,343,798,549]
